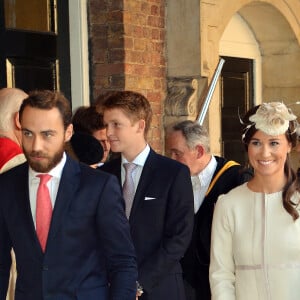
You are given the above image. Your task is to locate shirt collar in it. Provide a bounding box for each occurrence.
[197,155,217,187]
[29,152,67,181]
[121,144,150,167]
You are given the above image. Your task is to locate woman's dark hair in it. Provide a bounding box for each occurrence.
[241,104,299,220]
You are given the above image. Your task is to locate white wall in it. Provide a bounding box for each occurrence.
[68,0,90,109]
[220,13,262,104]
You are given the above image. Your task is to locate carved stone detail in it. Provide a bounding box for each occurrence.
[164,77,207,119]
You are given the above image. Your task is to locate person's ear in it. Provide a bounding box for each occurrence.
[14,112,21,130]
[137,119,145,133]
[64,124,73,142]
[195,144,205,159]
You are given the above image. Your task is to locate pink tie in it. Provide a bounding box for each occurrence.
[36,174,52,252]
[123,163,137,218]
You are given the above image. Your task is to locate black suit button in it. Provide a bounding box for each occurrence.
[43,265,49,271]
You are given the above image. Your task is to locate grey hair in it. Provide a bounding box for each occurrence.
[0,88,28,132]
[171,120,210,152]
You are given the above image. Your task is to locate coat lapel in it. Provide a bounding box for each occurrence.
[129,149,157,221]
[47,157,81,243]
[12,163,43,255]
[196,159,223,250]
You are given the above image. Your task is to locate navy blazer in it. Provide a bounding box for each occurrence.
[0,156,138,300]
[101,148,194,300]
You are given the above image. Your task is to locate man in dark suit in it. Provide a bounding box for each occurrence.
[166,120,251,300]
[0,90,138,300]
[100,91,194,300]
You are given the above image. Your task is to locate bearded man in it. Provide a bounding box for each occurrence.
[0,90,137,300]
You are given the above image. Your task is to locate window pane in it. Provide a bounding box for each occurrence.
[4,0,56,32]
[6,58,58,92]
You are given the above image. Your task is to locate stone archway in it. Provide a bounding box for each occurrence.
[200,0,300,76]
[164,0,300,157]
[199,0,300,155]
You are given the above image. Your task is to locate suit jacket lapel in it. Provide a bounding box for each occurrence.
[129,149,157,221]
[13,163,43,255]
[197,158,223,246]
[47,157,81,242]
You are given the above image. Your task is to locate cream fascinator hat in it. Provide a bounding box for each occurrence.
[242,102,298,142]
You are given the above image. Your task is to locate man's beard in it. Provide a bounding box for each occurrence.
[23,147,64,173]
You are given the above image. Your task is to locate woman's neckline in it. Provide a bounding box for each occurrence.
[246,181,283,195]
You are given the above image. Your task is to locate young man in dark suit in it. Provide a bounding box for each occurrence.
[0,90,137,300]
[166,120,251,300]
[100,91,194,300]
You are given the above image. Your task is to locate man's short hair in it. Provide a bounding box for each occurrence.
[19,90,72,129]
[0,88,27,131]
[72,106,105,134]
[171,120,210,152]
[101,91,153,136]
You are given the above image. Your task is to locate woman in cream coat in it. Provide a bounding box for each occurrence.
[209,102,300,300]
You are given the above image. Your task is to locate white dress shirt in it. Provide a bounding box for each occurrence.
[28,152,66,227]
[121,144,150,192]
[192,155,217,213]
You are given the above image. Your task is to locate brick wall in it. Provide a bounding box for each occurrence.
[88,0,166,152]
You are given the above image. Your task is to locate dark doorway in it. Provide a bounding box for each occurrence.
[0,0,71,100]
[221,56,254,165]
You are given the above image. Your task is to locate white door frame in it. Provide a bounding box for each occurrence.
[68,0,90,109]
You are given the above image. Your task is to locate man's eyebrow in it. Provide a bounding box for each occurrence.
[21,128,57,134]
[41,129,57,134]
[21,128,31,132]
